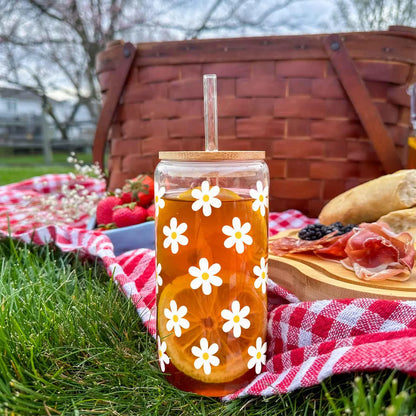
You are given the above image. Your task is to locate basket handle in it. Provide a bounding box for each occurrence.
[92,42,137,182]
[388,25,416,40]
[324,33,403,173]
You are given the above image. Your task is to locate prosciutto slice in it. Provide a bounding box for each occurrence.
[270,222,415,281]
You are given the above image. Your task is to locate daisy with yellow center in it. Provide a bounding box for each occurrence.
[191,337,220,375]
[188,257,223,295]
[163,217,188,254]
[253,257,268,294]
[222,217,253,254]
[247,337,267,374]
[156,263,163,289]
[191,180,222,217]
[154,184,166,216]
[164,299,190,337]
[250,180,268,217]
[157,336,170,372]
[221,300,251,338]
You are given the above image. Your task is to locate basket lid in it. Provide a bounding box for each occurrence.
[158,150,265,161]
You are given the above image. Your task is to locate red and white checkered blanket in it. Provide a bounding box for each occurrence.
[1,174,415,399]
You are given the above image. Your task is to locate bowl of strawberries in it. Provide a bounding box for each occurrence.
[90,174,155,255]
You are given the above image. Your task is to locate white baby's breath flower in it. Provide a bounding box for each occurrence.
[20,153,105,229]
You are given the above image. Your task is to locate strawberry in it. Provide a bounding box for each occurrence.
[113,205,147,228]
[146,203,155,219]
[133,205,147,223]
[120,192,134,204]
[96,196,122,225]
[121,174,154,207]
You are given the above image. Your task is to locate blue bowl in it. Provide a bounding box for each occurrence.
[88,217,155,255]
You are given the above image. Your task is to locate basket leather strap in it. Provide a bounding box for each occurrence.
[324,33,403,173]
[92,42,137,181]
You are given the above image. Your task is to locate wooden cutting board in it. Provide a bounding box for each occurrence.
[268,230,416,301]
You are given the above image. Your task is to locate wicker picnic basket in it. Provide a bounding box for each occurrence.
[93,26,416,217]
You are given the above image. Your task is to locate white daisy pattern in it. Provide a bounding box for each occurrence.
[249,180,269,217]
[156,262,163,288]
[222,217,253,254]
[247,337,267,374]
[192,337,220,375]
[221,300,251,338]
[163,217,188,254]
[157,336,170,372]
[164,300,190,337]
[155,184,166,216]
[191,180,222,217]
[253,257,268,294]
[188,258,223,295]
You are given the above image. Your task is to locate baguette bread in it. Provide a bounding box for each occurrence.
[378,207,416,234]
[405,227,416,241]
[319,170,416,225]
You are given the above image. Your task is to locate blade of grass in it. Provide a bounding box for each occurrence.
[1,238,415,414]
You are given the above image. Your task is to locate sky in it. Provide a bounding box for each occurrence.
[47,0,338,101]
[5,0,391,102]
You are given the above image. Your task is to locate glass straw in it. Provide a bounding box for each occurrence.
[203,74,218,152]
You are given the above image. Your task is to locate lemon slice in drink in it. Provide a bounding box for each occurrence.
[158,273,266,383]
[177,187,241,201]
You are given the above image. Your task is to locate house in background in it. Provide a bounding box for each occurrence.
[0,87,96,152]
[0,87,43,145]
[52,99,98,146]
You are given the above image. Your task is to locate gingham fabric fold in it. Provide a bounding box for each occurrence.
[1,174,415,399]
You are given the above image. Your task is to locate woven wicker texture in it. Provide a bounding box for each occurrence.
[94,27,416,217]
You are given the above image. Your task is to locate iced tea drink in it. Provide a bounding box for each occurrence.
[155,161,269,396]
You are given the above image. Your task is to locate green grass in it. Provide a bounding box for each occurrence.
[1,150,416,414]
[0,166,73,186]
[0,238,415,415]
[0,150,94,186]
[0,150,92,166]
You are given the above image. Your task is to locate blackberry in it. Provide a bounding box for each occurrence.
[298,223,330,240]
[298,222,356,240]
[338,224,355,234]
[326,221,343,233]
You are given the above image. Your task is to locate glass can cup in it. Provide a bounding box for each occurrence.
[154,151,269,396]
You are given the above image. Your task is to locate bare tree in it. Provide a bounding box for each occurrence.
[0,0,149,140]
[139,0,326,40]
[332,0,416,31]
[0,0,320,141]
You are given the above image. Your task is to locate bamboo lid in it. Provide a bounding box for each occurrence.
[158,151,265,161]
